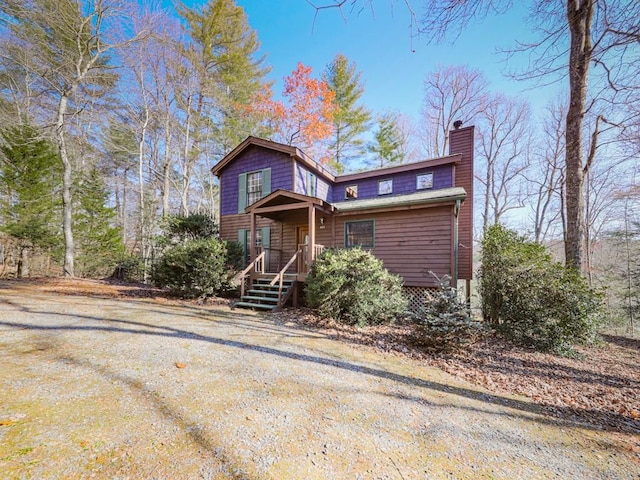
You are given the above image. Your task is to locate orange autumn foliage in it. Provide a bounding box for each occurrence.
[247,62,336,163]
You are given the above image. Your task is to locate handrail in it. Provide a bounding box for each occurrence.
[270,248,301,309]
[234,251,265,298]
[270,249,301,287]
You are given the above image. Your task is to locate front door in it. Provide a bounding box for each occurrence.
[296,225,309,273]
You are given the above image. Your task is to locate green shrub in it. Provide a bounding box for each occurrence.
[159,213,219,243]
[305,248,407,326]
[110,255,144,283]
[225,240,245,271]
[412,273,485,352]
[478,224,604,353]
[151,238,237,299]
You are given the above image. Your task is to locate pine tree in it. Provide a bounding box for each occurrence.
[177,0,270,153]
[0,125,62,276]
[73,167,124,278]
[323,54,371,173]
[368,113,405,168]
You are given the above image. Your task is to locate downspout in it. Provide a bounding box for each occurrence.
[453,199,461,289]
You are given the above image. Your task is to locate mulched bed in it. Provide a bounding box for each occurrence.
[7,278,639,444]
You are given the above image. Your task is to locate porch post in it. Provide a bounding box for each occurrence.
[250,212,256,261]
[308,204,316,262]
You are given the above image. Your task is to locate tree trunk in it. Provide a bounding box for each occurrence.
[56,93,74,277]
[564,0,593,271]
[17,246,29,278]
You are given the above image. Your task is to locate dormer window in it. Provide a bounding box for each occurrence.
[416,173,434,190]
[378,179,392,195]
[345,185,358,199]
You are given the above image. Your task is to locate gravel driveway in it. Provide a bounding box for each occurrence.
[0,281,637,479]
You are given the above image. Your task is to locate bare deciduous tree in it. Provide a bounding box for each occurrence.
[524,97,567,243]
[421,64,488,157]
[476,94,532,233]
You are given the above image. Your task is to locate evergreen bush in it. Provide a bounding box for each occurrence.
[305,248,407,326]
[152,214,241,298]
[151,238,236,298]
[412,273,485,352]
[478,224,604,353]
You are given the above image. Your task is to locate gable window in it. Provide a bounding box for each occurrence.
[344,220,374,248]
[378,179,393,195]
[416,172,433,190]
[238,168,271,213]
[306,171,317,197]
[247,171,263,205]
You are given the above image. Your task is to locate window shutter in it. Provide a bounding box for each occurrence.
[261,227,270,271]
[238,229,247,253]
[238,173,247,213]
[261,227,270,249]
[261,168,271,197]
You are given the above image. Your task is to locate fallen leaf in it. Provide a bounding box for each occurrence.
[175,362,186,369]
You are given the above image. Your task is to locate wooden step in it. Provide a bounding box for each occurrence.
[240,295,279,304]
[235,301,277,311]
[246,289,281,297]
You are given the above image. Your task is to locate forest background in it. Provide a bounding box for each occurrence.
[0,0,637,329]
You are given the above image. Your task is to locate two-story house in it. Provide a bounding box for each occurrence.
[211,124,474,311]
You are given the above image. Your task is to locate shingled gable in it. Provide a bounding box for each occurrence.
[211,136,335,181]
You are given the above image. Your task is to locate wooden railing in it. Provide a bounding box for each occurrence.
[262,247,283,272]
[298,243,324,274]
[234,250,265,298]
[270,248,301,308]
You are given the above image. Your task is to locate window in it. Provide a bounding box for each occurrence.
[238,168,271,213]
[416,173,434,190]
[247,170,263,206]
[378,179,393,195]
[345,185,358,199]
[306,171,317,197]
[345,220,374,248]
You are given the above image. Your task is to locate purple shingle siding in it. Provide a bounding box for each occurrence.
[317,176,332,203]
[219,144,455,214]
[334,165,452,201]
[295,163,333,202]
[219,145,293,215]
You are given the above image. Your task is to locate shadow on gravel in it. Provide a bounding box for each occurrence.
[58,353,256,480]
[1,299,638,438]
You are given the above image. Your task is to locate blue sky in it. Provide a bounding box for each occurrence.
[163,0,561,123]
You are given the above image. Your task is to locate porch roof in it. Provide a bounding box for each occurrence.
[245,189,335,220]
[332,187,467,212]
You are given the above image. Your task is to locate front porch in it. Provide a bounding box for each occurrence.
[235,190,335,311]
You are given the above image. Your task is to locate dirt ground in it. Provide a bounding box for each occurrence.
[0,278,638,479]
